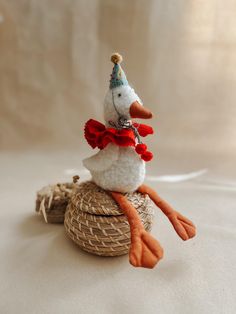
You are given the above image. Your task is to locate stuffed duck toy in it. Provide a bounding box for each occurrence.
[83,53,196,269]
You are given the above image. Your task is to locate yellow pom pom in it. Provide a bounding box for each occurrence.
[111,53,123,64]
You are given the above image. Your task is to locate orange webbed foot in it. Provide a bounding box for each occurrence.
[129,228,164,268]
[137,184,197,241]
[167,211,196,241]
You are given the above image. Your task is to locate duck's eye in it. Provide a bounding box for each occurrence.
[118,93,122,97]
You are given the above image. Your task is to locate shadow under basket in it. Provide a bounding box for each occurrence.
[64,181,155,257]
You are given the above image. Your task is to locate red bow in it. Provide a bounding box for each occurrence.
[84,119,154,161]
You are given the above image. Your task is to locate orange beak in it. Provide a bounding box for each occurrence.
[129,101,153,119]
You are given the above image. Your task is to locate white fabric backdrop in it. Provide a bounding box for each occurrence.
[0,1,236,313]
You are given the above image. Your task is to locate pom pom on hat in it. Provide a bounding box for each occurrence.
[111,53,123,64]
[109,52,128,89]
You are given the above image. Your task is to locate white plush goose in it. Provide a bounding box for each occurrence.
[83,53,196,269]
[83,83,152,193]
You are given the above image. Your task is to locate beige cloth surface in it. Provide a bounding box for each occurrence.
[0,151,236,314]
[0,1,236,313]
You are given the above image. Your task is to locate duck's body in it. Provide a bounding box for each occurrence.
[83,143,145,193]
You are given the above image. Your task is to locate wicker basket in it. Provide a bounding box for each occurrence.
[36,183,76,223]
[64,181,155,257]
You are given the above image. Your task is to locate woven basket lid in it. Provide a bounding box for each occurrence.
[70,181,151,216]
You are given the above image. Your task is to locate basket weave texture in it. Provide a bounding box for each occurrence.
[64,181,155,257]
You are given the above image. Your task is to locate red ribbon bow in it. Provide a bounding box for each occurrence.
[84,119,154,161]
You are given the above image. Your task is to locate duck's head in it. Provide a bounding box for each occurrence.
[104,53,153,126]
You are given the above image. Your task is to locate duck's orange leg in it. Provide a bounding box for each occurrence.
[138,184,196,241]
[111,191,164,269]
